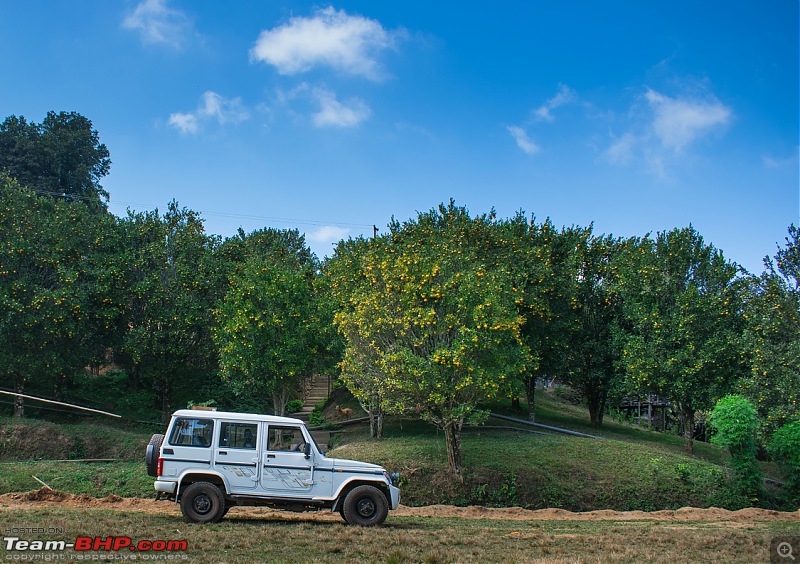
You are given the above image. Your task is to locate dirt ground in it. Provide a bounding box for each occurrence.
[1,488,798,524]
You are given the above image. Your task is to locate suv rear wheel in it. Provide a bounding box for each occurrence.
[180,482,226,523]
[342,485,388,526]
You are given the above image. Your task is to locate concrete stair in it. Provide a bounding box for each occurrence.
[295,376,331,450]
[295,375,330,423]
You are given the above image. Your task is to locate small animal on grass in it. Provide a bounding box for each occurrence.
[335,405,353,419]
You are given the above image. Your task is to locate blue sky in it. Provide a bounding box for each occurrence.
[1,1,797,273]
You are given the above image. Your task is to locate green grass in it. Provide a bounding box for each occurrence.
[329,421,744,511]
[492,391,729,465]
[0,392,795,511]
[0,460,152,498]
[0,416,150,462]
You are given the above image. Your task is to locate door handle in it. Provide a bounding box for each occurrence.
[266,454,275,459]
[218,451,227,455]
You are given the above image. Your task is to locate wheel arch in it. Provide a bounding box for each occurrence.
[332,478,391,512]
[177,471,228,499]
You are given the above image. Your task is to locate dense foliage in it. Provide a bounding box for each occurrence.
[768,420,800,498]
[0,112,110,211]
[613,227,746,453]
[709,395,762,503]
[326,203,532,477]
[0,112,797,494]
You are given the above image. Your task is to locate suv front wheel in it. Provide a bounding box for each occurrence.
[341,485,388,526]
[180,482,226,523]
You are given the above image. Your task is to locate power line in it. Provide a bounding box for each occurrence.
[0,389,121,418]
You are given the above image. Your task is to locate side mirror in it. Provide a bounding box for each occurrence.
[303,443,312,460]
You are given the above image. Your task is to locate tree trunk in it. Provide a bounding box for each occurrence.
[158,380,172,424]
[272,387,289,417]
[53,373,66,401]
[587,385,607,428]
[376,409,384,439]
[13,377,25,418]
[679,402,694,454]
[368,405,384,439]
[524,374,537,422]
[444,421,464,481]
[128,365,140,391]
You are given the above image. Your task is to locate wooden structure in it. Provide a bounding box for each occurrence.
[620,394,671,431]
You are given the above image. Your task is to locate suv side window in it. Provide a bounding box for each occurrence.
[219,422,258,449]
[267,426,306,452]
[168,418,214,447]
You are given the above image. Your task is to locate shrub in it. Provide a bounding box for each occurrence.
[709,395,762,503]
[286,399,304,414]
[769,420,800,497]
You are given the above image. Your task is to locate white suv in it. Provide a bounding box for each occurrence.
[145,409,400,526]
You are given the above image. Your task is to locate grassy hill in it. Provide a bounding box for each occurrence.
[0,390,793,511]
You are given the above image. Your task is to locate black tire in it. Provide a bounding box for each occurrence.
[221,502,235,518]
[180,482,226,523]
[342,485,388,526]
[145,434,165,477]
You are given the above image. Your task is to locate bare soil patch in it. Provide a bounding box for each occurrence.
[1,488,798,524]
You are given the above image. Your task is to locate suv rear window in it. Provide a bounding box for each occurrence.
[219,422,258,449]
[168,418,214,447]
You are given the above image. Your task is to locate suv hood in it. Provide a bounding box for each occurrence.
[330,458,385,473]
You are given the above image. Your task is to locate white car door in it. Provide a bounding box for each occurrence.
[213,420,260,491]
[260,424,314,494]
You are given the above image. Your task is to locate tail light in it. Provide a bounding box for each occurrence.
[157,457,164,477]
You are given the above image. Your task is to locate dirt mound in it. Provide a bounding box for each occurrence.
[2,489,798,522]
[0,488,160,510]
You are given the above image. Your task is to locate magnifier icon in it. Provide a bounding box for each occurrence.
[778,542,796,560]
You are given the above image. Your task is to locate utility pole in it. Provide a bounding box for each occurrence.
[373,225,379,238]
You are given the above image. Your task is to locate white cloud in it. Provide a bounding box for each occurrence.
[645,88,732,151]
[534,84,577,122]
[601,86,733,175]
[507,126,540,155]
[122,0,192,48]
[603,131,637,165]
[306,225,350,244]
[312,89,371,128]
[168,91,249,134]
[167,113,199,134]
[250,7,395,80]
[763,147,800,168]
[197,91,249,124]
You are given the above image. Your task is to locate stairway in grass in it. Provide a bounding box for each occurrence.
[295,375,331,450]
[295,375,329,422]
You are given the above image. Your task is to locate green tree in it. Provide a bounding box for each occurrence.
[0,112,111,211]
[118,202,218,422]
[515,220,586,421]
[740,225,800,432]
[0,176,123,416]
[709,394,762,503]
[768,420,800,499]
[322,236,386,436]
[614,226,745,453]
[328,203,531,478]
[565,233,626,427]
[214,259,318,416]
